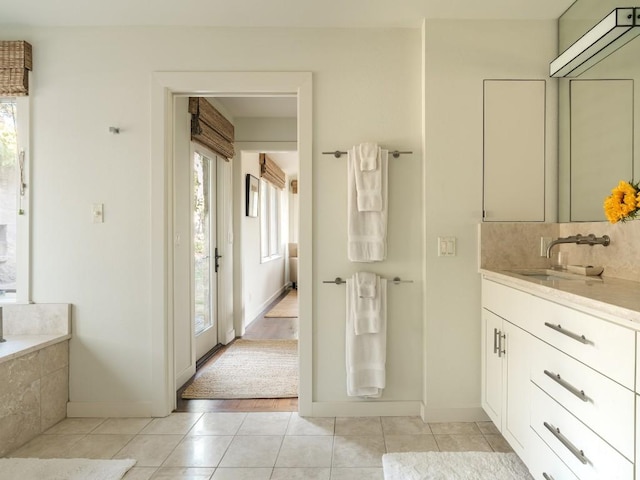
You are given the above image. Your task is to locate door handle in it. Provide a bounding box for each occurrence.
[214,247,222,273]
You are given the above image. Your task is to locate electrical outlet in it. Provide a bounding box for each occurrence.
[540,236,552,257]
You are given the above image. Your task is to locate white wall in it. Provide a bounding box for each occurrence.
[0,25,422,415]
[422,20,558,420]
[240,151,287,326]
[0,21,560,417]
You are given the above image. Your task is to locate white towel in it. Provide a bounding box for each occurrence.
[347,147,388,262]
[359,142,378,171]
[355,271,376,298]
[346,277,387,398]
[353,272,381,335]
[352,144,382,212]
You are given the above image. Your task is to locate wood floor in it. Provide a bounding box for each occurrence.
[176,289,299,413]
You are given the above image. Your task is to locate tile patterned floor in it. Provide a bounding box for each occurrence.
[4,413,512,479]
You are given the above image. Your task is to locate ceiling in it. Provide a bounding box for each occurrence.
[0,0,575,27]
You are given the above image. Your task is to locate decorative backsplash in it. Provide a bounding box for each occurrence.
[479,221,640,283]
[558,221,640,282]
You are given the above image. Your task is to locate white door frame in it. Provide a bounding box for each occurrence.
[151,71,313,416]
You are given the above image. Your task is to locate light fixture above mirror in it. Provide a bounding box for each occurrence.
[550,7,640,77]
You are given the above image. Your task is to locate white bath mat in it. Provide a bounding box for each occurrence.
[382,451,533,480]
[0,458,136,480]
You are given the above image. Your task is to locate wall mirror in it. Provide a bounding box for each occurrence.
[557,0,640,222]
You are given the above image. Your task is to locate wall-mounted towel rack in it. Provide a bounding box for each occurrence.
[323,276,413,285]
[322,150,412,159]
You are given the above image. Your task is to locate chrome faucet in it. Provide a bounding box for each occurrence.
[0,307,5,343]
[546,234,610,258]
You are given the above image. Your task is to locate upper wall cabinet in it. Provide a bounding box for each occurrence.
[483,80,546,222]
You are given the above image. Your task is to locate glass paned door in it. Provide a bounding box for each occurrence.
[193,150,218,359]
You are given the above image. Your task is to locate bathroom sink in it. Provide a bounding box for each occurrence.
[507,269,602,282]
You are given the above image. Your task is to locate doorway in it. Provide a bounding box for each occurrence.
[150,71,312,417]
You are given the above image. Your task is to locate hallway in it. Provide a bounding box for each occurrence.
[177,289,299,413]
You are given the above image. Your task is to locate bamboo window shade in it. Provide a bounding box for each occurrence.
[0,41,33,96]
[260,153,286,189]
[189,97,235,160]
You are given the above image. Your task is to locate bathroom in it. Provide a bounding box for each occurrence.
[2,0,640,477]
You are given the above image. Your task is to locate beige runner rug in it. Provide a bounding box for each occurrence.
[265,289,298,318]
[181,339,298,399]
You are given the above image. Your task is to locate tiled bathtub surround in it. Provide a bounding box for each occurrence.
[0,304,71,457]
[3,304,70,336]
[479,221,640,282]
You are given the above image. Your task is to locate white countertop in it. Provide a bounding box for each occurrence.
[0,334,71,364]
[481,268,640,326]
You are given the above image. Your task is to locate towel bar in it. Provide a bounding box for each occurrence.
[323,276,412,285]
[322,150,412,159]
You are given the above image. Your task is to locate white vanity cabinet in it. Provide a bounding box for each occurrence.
[481,277,638,480]
[481,285,532,462]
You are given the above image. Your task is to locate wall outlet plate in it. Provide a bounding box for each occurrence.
[438,236,456,257]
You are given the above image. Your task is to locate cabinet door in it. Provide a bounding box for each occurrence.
[483,80,546,221]
[502,320,531,461]
[482,309,503,427]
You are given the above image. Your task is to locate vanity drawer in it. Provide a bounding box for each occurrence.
[531,340,634,461]
[531,385,633,480]
[482,279,535,330]
[528,296,635,389]
[529,428,579,480]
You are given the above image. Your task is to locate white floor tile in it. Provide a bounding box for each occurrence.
[188,413,247,436]
[237,412,292,436]
[140,413,203,435]
[275,436,333,467]
[113,434,184,467]
[218,435,283,468]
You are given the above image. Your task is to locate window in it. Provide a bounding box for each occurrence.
[260,178,282,262]
[0,97,30,303]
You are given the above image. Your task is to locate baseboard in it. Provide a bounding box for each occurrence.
[246,285,288,328]
[67,401,153,418]
[310,401,422,417]
[175,365,196,391]
[420,406,490,423]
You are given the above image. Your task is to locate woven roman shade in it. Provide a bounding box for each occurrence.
[0,41,33,96]
[189,97,234,160]
[291,179,298,194]
[260,153,286,190]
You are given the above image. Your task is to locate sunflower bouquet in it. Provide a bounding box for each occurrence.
[603,180,640,223]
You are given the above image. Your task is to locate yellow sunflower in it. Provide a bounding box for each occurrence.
[603,180,639,223]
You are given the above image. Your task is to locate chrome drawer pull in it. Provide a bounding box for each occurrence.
[544,421,588,465]
[493,328,499,354]
[542,474,554,480]
[544,370,588,402]
[544,322,590,345]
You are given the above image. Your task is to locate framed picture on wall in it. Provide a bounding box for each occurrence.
[246,174,259,217]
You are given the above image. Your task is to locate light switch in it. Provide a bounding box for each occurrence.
[438,236,456,257]
[92,203,104,223]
